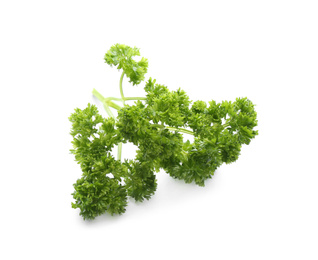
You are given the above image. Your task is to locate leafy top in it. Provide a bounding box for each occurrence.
[104,43,148,85]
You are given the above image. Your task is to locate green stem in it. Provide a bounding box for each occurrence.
[124,97,147,101]
[152,124,194,135]
[92,88,114,118]
[103,103,114,118]
[151,124,165,129]
[119,72,125,106]
[105,97,123,102]
[166,127,194,135]
[117,142,122,162]
[117,72,126,162]
[107,100,122,110]
[92,88,105,103]
[105,96,147,102]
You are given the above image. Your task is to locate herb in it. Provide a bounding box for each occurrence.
[69,43,258,220]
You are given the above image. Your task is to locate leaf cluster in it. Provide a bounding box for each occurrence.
[69,104,127,219]
[104,43,148,85]
[117,81,258,187]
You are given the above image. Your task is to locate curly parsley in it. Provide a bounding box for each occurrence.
[69,44,258,220]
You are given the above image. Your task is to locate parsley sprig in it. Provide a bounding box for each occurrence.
[69,43,258,220]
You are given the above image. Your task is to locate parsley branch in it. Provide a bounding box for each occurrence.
[119,71,125,106]
[152,124,194,135]
[103,102,114,118]
[92,88,106,103]
[107,100,122,110]
[105,97,123,101]
[117,73,125,162]
[70,43,258,220]
[165,126,194,136]
[93,89,146,103]
[123,97,147,101]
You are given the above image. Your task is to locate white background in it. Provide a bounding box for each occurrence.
[1,1,317,259]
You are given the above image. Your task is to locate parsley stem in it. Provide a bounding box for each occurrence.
[124,97,147,101]
[165,127,194,135]
[119,71,125,106]
[107,100,122,110]
[93,88,145,112]
[117,142,122,162]
[92,88,115,118]
[117,71,126,162]
[103,103,114,118]
[92,88,105,103]
[152,124,194,135]
[105,96,147,102]
[105,97,123,102]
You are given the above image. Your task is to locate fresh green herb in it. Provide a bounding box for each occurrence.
[69,43,258,220]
